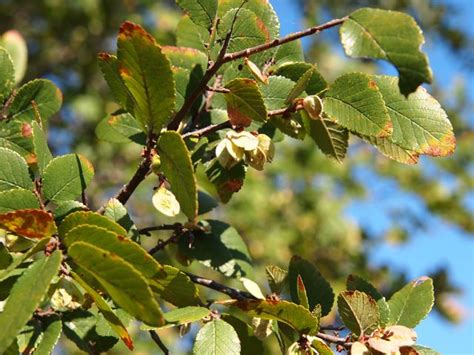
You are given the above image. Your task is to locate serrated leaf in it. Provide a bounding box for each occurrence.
[286,68,314,104]
[117,21,175,133]
[0,250,61,354]
[360,134,420,164]
[324,72,392,137]
[71,271,134,350]
[158,131,198,220]
[372,75,455,157]
[1,31,27,84]
[272,41,304,68]
[68,241,164,326]
[59,210,127,238]
[0,120,36,163]
[32,121,52,174]
[230,299,319,335]
[340,8,432,95]
[194,319,241,355]
[0,188,39,213]
[160,306,210,328]
[274,62,327,96]
[42,154,94,202]
[8,79,62,122]
[98,53,135,113]
[387,277,434,328]
[153,264,201,307]
[259,75,295,110]
[0,147,32,192]
[103,198,139,240]
[0,47,14,101]
[265,265,288,294]
[176,15,210,52]
[95,112,146,145]
[33,317,62,355]
[176,0,217,29]
[53,200,87,223]
[296,275,310,309]
[0,209,57,239]
[337,290,380,336]
[222,315,264,354]
[225,78,267,127]
[288,256,334,316]
[302,111,348,163]
[347,274,390,326]
[178,219,253,278]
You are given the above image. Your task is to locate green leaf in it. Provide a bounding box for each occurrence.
[0,47,14,101]
[0,209,57,240]
[0,244,12,270]
[0,120,35,162]
[68,241,164,326]
[359,135,420,165]
[387,276,434,328]
[197,190,218,215]
[221,315,264,354]
[0,188,39,213]
[59,210,127,239]
[323,72,392,137]
[274,62,327,96]
[0,147,33,192]
[286,68,314,104]
[337,290,380,336]
[97,53,134,113]
[71,271,134,350]
[178,219,253,278]
[95,112,146,145]
[259,76,295,110]
[42,154,94,202]
[8,79,63,122]
[163,46,207,72]
[194,319,241,355]
[225,78,267,127]
[33,317,62,355]
[176,0,217,29]
[265,265,288,294]
[288,256,334,316]
[302,111,348,163]
[158,131,198,220]
[0,238,49,281]
[230,299,319,335]
[32,121,52,174]
[176,15,210,52]
[64,225,165,281]
[152,265,201,307]
[205,159,246,203]
[0,250,61,354]
[347,274,390,326]
[103,198,140,240]
[161,306,210,328]
[272,41,304,69]
[117,21,175,133]
[340,8,432,95]
[53,200,87,223]
[371,75,455,157]
[217,8,270,66]
[0,31,27,85]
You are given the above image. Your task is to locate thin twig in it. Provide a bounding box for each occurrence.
[182,120,232,139]
[149,330,169,355]
[319,325,345,331]
[185,272,258,301]
[139,223,182,235]
[315,332,352,349]
[97,134,156,213]
[222,17,348,63]
[206,86,230,93]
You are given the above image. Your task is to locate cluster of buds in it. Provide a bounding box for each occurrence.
[216,131,275,171]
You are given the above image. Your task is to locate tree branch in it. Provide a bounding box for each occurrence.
[315,332,352,349]
[182,120,232,139]
[139,223,182,236]
[223,17,348,63]
[97,134,156,214]
[185,272,258,301]
[149,330,169,354]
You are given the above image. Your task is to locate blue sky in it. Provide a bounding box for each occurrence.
[270,1,474,353]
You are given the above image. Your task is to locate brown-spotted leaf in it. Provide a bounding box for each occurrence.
[0,209,57,239]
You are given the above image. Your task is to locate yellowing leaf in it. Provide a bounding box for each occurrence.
[152,186,181,217]
[0,209,57,239]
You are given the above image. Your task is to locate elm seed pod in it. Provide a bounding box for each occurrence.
[302,95,323,120]
[244,58,268,84]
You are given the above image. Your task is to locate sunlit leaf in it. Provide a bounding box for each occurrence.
[59,210,127,239]
[0,147,33,192]
[0,209,57,239]
[176,0,217,29]
[337,290,380,336]
[33,317,62,355]
[0,30,27,84]
[32,121,52,174]
[0,188,39,213]
[0,48,14,101]
[194,319,241,355]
